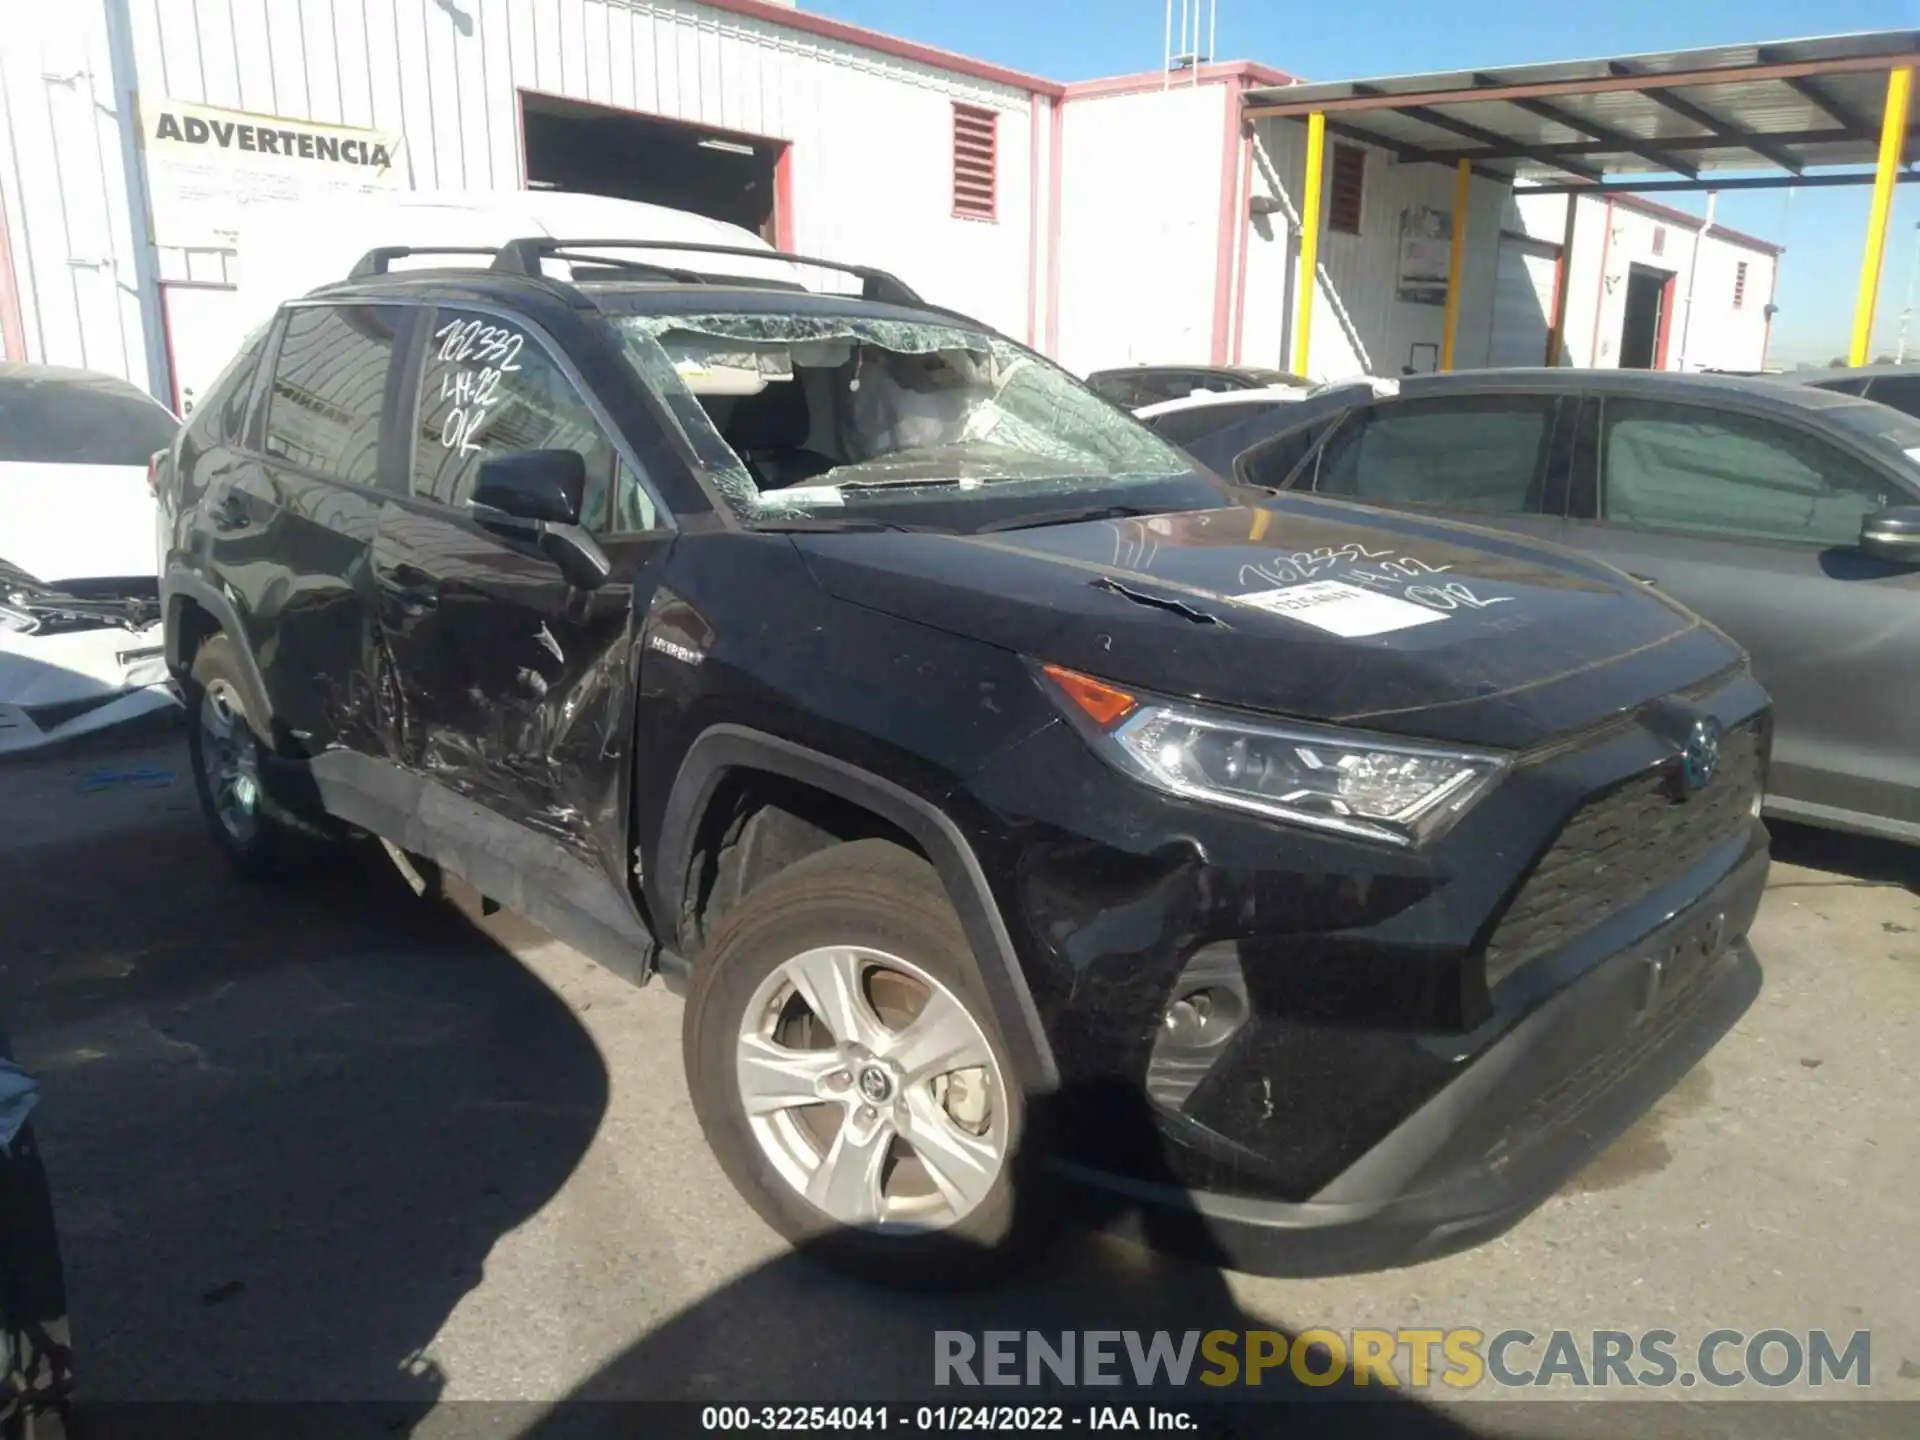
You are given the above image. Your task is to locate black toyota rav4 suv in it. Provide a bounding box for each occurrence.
[157,237,1769,1280]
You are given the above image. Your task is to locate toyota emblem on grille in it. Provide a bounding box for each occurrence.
[1677,716,1723,797]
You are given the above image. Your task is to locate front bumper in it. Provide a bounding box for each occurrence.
[1052,842,1766,1275]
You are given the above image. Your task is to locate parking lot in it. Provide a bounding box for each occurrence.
[4,717,1918,1436]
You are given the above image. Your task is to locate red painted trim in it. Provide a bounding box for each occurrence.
[1061,60,1296,102]
[1044,97,1063,356]
[515,85,529,188]
[1210,83,1244,365]
[0,187,25,362]
[1588,197,1615,367]
[1603,191,1781,257]
[1761,254,1780,369]
[773,145,796,251]
[157,282,182,413]
[1230,125,1254,364]
[693,0,1063,96]
[1653,269,1678,370]
[1026,94,1043,346]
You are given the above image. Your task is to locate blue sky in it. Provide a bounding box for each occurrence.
[810,0,1920,367]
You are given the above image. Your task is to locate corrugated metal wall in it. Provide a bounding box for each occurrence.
[1255,116,1505,380]
[0,3,160,386]
[0,0,1044,395]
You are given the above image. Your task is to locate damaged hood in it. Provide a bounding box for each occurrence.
[794,498,1743,750]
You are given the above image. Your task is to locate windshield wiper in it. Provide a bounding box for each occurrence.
[975,503,1159,533]
[748,515,932,533]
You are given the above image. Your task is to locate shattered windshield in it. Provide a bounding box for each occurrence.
[609,313,1213,522]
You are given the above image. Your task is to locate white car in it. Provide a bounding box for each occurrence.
[0,362,180,754]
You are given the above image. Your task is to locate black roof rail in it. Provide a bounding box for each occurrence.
[489,237,925,306]
[347,245,503,280]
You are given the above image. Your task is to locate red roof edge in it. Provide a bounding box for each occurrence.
[695,0,1065,96]
[1611,192,1785,256]
[1061,60,1298,101]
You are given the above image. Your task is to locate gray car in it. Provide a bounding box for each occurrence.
[1158,370,1920,845]
[1798,361,1920,420]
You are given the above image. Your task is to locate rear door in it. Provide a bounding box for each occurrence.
[1561,394,1920,833]
[227,300,414,755]
[374,302,675,868]
[1283,391,1575,549]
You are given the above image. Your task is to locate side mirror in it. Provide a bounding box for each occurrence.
[473,449,585,525]
[470,449,612,591]
[1860,505,1920,564]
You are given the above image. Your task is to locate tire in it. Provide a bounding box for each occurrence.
[685,838,1028,1287]
[183,634,310,878]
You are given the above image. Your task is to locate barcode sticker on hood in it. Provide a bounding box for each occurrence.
[1233,579,1446,637]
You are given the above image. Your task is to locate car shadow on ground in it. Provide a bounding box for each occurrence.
[1,796,609,1429]
[1766,819,1920,893]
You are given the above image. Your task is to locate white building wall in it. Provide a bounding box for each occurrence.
[1,0,1046,396]
[1254,118,1506,381]
[1050,81,1227,377]
[1514,190,1778,372]
[0,3,161,386]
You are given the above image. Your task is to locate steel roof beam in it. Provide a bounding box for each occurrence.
[1348,82,1604,182]
[1609,60,1805,173]
[1472,73,1700,177]
[1243,50,1920,119]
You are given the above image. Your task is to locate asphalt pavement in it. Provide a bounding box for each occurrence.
[2,718,1916,1438]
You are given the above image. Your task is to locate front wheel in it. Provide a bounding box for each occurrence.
[684,839,1025,1285]
[184,635,311,877]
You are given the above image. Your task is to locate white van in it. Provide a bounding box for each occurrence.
[228,189,808,358]
[159,191,810,416]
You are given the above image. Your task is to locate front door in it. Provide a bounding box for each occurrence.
[373,303,675,869]
[230,300,413,755]
[1563,394,1920,833]
[1293,392,1575,550]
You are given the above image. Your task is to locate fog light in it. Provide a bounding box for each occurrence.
[1161,986,1243,1049]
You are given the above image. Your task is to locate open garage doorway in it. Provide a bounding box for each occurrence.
[519,92,791,247]
[1619,264,1676,371]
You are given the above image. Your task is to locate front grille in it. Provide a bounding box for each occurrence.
[1483,722,1761,988]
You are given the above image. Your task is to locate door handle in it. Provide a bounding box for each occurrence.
[376,565,438,616]
[209,494,250,531]
[1627,572,1659,587]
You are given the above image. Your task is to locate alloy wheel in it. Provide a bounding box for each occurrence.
[736,945,1008,1231]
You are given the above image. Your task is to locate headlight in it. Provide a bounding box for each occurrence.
[1041,663,1505,846]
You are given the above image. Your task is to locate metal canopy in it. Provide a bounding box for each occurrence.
[1243,30,1920,183]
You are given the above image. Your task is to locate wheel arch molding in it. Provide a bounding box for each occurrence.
[655,724,1060,1092]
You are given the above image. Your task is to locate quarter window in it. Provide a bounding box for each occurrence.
[1313,397,1555,514]
[1600,399,1896,548]
[412,308,655,533]
[263,304,402,484]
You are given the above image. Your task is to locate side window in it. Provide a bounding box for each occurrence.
[1313,396,1555,514]
[263,304,402,484]
[187,324,269,449]
[1599,399,1896,548]
[1238,420,1335,489]
[1147,400,1278,450]
[412,308,655,533]
[1864,375,1920,419]
[1823,377,1871,398]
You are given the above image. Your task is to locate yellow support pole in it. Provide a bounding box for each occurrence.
[1440,159,1471,371]
[1851,67,1913,366]
[1293,111,1326,376]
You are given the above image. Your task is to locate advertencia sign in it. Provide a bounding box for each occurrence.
[140,97,406,248]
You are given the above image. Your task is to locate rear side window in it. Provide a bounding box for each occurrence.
[1314,396,1556,514]
[412,307,653,533]
[263,304,403,484]
[0,368,178,465]
[1600,399,1897,548]
[1147,400,1286,450]
[1865,375,1920,418]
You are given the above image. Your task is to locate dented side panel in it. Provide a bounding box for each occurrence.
[371,489,669,864]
